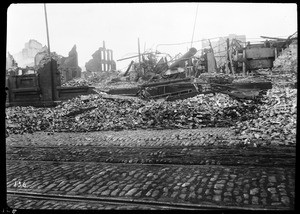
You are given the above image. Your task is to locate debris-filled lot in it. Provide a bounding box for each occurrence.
[6,39,297,147]
[6,85,296,145]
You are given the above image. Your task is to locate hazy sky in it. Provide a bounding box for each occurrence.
[7,3,297,71]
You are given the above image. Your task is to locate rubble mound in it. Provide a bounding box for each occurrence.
[6,93,258,134]
[35,52,62,70]
[271,40,297,88]
[273,40,297,74]
[231,87,297,146]
[61,78,93,87]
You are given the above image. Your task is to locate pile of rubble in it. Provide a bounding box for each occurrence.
[231,87,297,146]
[6,93,258,134]
[229,39,298,146]
[273,40,297,74]
[271,40,297,87]
[61,78,93,87]
[34,52,62,70]
[95,82,139,92]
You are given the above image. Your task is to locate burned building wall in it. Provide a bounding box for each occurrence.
[34,46,49,66]
[85,41,116,73]
[59,45,82,82]
[13,39,44,67]
[34,45,81,83]
[6,52,18,70]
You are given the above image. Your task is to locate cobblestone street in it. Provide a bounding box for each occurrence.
[6,128,295,210]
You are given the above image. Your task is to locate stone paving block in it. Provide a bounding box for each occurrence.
[181,182,190,187]
[72,183,86,192]
[87,185,99,194]
[250,188,259,195]
[271,194,280,202]
[179,194,186,200]
[188,192,196,200]
[123,184,133,192]
[181,188,187,193]
[268,176,277,183]
[146,189,153,197]
[213,195,222,202]
[151,190,160,198]
[281,196,290,205]
[214,183,225,190]
[251,196,259,205]
[125,188,138,197]
[236,196,243,203]
[45,183,56,190]
[268,187,277,194]
[170,192,178,198]
[135,191,142,197]
[100,190,111,196]
[214,190,222,195]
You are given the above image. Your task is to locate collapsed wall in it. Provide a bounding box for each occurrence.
[13,39,44,68]
[35,45,82,83]
[59,45,82,82]
[6,52,18,70]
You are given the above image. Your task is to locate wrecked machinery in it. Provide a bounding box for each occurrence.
[137,75,272,101]
[108,47,272,101]
[230,32,298,74]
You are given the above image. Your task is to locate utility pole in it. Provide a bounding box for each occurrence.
[44,4,51,54]
[44,3,55,102]
[226,38,233,74]
[138,38,144,76]
[138,38,141,64]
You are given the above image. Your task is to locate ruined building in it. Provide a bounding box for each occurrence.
[85,41,116,73]
[6,52,18,70]
[59,45,82,82]
[34,45,81,83]
[34,45,49,66]
[13,39,44,67]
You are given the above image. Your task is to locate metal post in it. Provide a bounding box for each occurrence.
[44,3,56,102]
[138,38,144,75]
[226,38,231,74]
[138,38,141,64]
[44,4,51,54]
[242,49,246,76]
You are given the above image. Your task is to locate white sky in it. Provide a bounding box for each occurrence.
[7,3,297,71]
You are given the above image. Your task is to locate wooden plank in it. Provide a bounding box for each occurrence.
[242,49,246,76]
[229,46,235,75]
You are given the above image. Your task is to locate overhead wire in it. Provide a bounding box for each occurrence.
[155,34,292,51]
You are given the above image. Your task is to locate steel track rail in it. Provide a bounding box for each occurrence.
[7,191,278,210]
[6,144,295,150]
[6,143,237,149]
[6,159,294,169]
